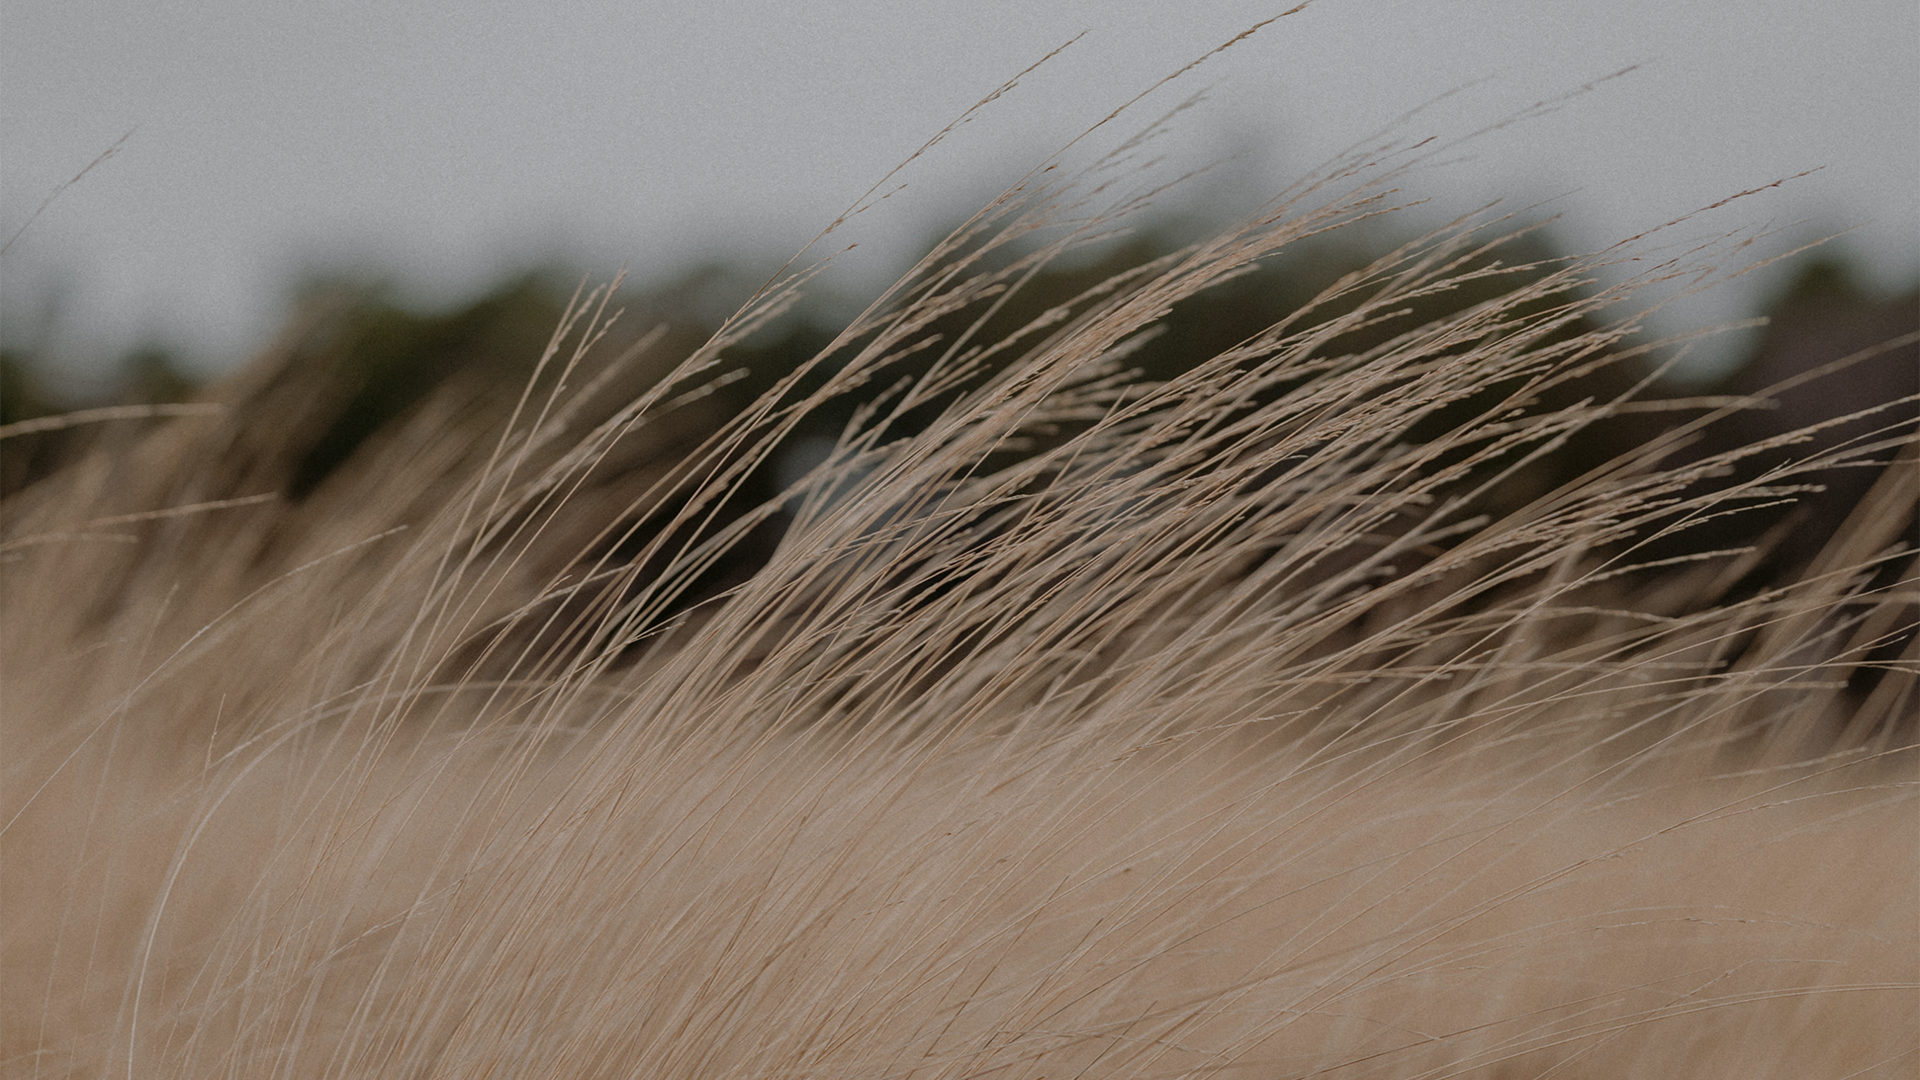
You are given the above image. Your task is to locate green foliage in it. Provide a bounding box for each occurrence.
[282,275,579,497]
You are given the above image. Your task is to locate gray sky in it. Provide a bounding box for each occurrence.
[4,1,1915,381]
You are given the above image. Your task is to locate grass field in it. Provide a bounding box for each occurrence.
[3,35,1915,1079]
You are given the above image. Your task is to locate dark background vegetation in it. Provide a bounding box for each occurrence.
[3,219,1914,594]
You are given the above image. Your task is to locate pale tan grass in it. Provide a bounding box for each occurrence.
[3,33,1916,1078]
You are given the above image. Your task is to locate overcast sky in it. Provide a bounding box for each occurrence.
[3,1,1915,382]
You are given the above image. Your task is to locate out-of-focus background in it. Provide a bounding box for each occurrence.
[3,0,1914,392]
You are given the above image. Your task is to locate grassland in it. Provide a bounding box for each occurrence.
[3,37,1915,1079]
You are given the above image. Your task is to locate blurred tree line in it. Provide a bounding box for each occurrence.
[4,221,1914,595]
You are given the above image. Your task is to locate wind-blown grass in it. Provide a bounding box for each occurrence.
[3,40,1915,1079]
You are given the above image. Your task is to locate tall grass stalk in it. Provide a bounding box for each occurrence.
[3,37,1915,1079]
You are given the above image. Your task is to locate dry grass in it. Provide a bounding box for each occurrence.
[3,41,1916,1079]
